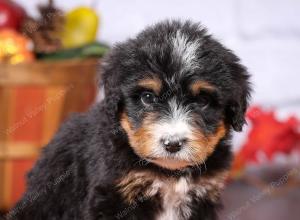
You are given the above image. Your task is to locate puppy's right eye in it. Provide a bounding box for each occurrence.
[141,92,157,105]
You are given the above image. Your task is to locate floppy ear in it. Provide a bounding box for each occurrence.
[226,99,248,132]
[225,65,251,132]
[99,55,123,123]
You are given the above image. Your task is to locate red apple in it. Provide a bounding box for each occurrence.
[0,0,26,30]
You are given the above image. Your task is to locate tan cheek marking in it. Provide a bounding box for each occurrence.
[120,112,156,158]
[117,170,158,204]
[138,77,162,95]
[190,80,216,95]
[189,122,226,162]
[206,122,227,153]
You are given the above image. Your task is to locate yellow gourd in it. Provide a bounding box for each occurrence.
[61,7,99,49]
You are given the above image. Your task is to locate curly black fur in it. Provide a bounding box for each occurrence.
[9,20,251,220]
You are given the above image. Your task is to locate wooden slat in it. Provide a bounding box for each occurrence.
[10,87,45,144]
[2,160,12,210]
[81,84,97,111]
[0,88,17,210]
[0,59,99,86]
[0,88,12,147]
[41,85,66,146]
[0,160,5,209]
[0,87,10,207]
[0,143,40,160]
[11,159,36,205]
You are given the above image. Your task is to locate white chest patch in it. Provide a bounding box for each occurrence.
[118,170,228,220]
[155,177,192,220]
[154,172,228,220]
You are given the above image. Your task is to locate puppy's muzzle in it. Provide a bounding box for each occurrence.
[160,136,187,153]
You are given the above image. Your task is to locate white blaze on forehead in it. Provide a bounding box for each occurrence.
[172,30,200,73]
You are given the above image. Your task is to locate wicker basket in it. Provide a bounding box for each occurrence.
[0,58,99,210]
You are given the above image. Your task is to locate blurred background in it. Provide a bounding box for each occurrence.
[0,0,299,219]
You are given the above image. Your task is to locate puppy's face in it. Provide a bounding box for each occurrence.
[120,75,226,170]
[103,21,251,170]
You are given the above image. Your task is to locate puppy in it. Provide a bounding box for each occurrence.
[11,20,251,220]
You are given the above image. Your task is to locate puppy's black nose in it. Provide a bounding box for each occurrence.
[162,138,186,153]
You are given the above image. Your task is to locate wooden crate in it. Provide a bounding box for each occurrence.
[0,58,99,210]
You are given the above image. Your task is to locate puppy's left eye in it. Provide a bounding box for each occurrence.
[197,94,211,108]
[141,92,157,105]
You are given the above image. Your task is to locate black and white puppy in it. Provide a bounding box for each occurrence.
[11,20,251,220]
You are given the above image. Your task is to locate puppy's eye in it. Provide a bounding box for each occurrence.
[141,92,157,105]
[197,94,211,108]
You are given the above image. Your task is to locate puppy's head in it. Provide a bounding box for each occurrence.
[102,20,251,170]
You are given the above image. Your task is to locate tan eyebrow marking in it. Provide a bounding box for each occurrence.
[190,80,216,95]
[138,77,162,95]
